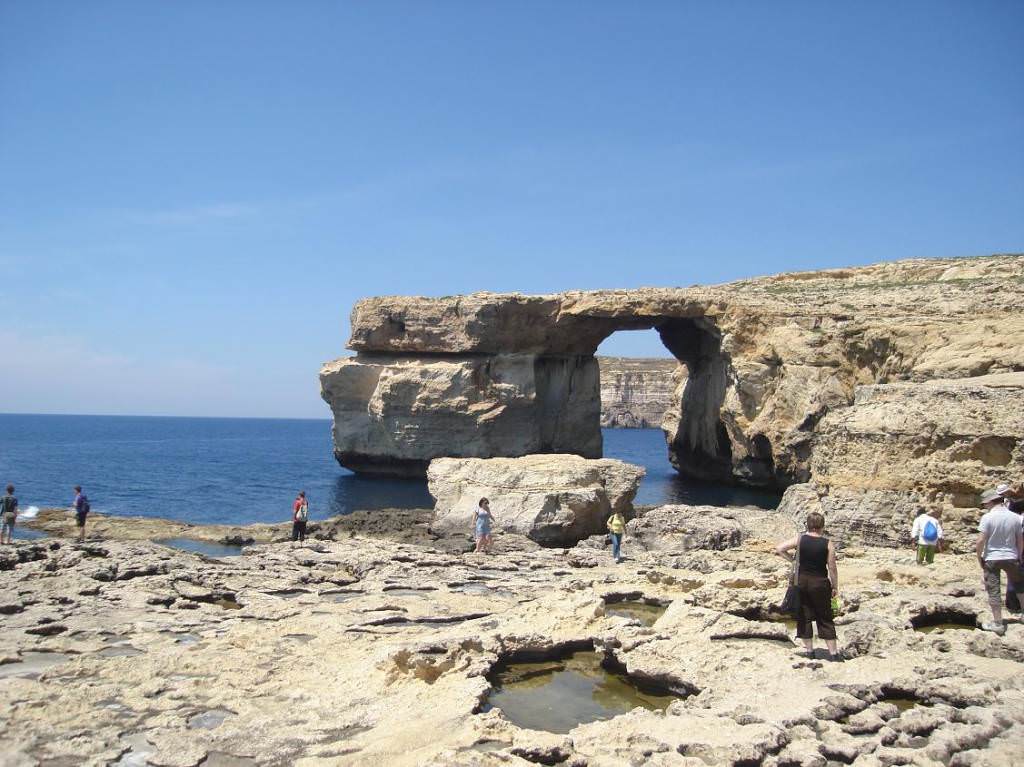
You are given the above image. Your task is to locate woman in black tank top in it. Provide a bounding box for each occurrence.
[799,535,830,576]
[776,512,841,661]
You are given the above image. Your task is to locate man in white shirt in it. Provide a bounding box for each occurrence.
[976,484,1024,634]
[910,507,943,565]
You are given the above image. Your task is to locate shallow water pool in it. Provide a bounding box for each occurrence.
[0,651,72,680]
[483,650,677,733]
[604,600,667,627]
[155,538,244,558]
[914,622,977,634]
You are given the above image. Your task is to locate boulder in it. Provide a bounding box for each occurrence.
[427,454,644,546]
[625,504,748,553]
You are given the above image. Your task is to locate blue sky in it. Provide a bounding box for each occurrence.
[1,1,1021,417]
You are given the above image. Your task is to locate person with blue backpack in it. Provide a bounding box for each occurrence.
[911,507,944,565]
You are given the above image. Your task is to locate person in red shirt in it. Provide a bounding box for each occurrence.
[291,491,308,545]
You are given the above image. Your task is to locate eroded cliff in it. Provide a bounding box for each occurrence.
[321,254,1024,546]
[597,356,679,428]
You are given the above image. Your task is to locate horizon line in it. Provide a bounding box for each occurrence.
[0,411,333,422]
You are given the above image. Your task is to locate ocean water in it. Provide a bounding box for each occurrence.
[0,415,779,528]
[602,428,781,510]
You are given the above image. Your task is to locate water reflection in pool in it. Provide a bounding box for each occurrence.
[483,650,677,733]
[604,600,667,627]
[155,538,244,558]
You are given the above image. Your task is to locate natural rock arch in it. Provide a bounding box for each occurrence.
[321,255,1024,547]
[320,301,778,486]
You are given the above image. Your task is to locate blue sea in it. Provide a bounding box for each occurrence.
[0,415,779,528]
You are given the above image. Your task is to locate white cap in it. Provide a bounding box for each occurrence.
[981,486,1008,504]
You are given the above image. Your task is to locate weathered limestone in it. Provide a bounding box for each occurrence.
[779,372,1024,549]
[427,454,644,546]
[23,506,443,549]
[597,356,679,428]
[321,354,600,475]
[322,255,1024,547]
[4,515,1024,765]
[620,503,777,554]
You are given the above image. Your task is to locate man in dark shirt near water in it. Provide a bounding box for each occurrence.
[1,484,18,544]
[73,485,89,542]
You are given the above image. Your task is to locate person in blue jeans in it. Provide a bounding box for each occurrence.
[607,510,626,563]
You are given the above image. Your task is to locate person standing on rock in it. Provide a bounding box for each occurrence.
[72,485,90,542]
[292,491,309,545]
[607,509,626,563]
[976,484,1024,635]
[473,498,494,554]
[775,512,841,661]
[1,484,18,544]
[1003,485,1024,613]
[911,507,944,565]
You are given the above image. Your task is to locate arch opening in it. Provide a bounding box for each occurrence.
[592,316,778,490]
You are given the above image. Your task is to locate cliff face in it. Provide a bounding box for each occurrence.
[319,354,601,477]
[597,356,680,428]
[778,372,1024,550]
[321,254,1024,546]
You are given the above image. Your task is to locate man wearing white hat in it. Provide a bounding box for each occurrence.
[976,483,1024,634]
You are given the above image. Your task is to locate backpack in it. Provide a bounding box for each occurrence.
[1,495,14,515]
[80,496,91,514]
[922,519,938,543]
[297,504,308,522]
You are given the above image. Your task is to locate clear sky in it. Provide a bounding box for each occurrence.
[1,1,1021,418]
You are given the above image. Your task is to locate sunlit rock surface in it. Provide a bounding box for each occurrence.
[321,353,601,476]
[322,254,1024,547]
[779,372,1024,549]
[597,356,679,428]
[427,454,644,546]
[4,511,1024,765]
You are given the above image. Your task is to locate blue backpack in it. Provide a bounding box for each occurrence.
[922,519,939,544]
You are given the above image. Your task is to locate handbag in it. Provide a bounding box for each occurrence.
[780,534,802,614]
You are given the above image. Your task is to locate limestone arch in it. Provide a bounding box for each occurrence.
[322,295,786,487]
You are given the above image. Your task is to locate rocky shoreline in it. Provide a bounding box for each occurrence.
[4,507,1023,766]
[21,506,447,549]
